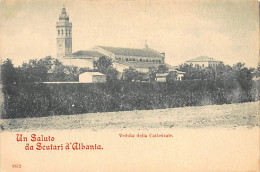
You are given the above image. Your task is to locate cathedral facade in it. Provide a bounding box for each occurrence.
[56,7,175,73]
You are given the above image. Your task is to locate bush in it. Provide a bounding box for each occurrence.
[2,80,257,119]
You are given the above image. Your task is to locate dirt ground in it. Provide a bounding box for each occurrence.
[1,102,259,171]
[0,101,259,131]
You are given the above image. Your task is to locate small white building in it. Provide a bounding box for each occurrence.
[79,72,106,83]
[155,71,185,82]
[155,73,169,82]
[176,71,185,81]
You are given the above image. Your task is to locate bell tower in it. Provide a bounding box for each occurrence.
[56,6,72,59]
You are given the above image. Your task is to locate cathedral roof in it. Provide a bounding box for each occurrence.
[72,50,104,57]
[98,46,162,58]
[186,56,221,62]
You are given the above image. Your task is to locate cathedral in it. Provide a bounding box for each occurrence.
[56,6,176,73]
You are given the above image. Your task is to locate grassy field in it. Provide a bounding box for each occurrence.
[0,101,259,131]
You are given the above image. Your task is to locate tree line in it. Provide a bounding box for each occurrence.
[1,56,259,119]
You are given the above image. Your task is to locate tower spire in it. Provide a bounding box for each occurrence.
[144,40,148,49]
[59,5,69,21]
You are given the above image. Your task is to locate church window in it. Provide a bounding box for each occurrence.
[61,29,63,35]
[126,58,128,61]
[140,59,142,62]
[66,30,67,36]
[58,30,60,36]
[69,30,71,36]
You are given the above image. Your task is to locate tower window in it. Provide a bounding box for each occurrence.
[69,30,71,36]
[58,30,60,36]
[61,29,63,35]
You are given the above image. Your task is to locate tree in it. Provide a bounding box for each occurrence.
[123,67,145,82]
[79,67,93,74]
[203,68,215,81]
[94,56,112,74]
[178,64,202,80]
[18,59,49,82]
[94,56,119,83]
[148,67,157,82]
[63,65,80,81]
[157,65,169,73]
[233,63,253,91]
[50,63,67,81]
[1,59,17,86]
[123,67,139,82]
[166,71,177,83]
[257,64,260,77]
[106,67,119,83]
[1,59,18,94]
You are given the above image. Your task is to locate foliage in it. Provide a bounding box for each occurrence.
[157,65,169,73]
[123,67,145,82]
[257,64,260,77]
[106,67,119,83]
[148,67,157,82]
[178,63,253,91]
[2,81,257,119]
[1,59,18,95]
[166,71,178,83]
[1,59,17,85]
[94,56,113,74]
[178,64,204,80]
[94,56,119,82]
[0,57,258,119]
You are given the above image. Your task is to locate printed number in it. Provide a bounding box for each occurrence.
[12,164,21,168]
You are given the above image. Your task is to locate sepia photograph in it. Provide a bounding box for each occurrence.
[0,0,259,171]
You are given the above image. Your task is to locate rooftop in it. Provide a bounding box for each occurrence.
[156,73,169,77]
[186,56,222,62]
[98,46,162,58]
[72,50,104,57]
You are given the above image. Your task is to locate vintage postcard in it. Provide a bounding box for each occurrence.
[0,0,259,171]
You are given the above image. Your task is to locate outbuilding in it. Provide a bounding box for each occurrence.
[155,73,169,82]
[79,72,106,83]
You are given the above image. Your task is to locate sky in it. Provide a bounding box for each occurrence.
[0,0,259,67]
